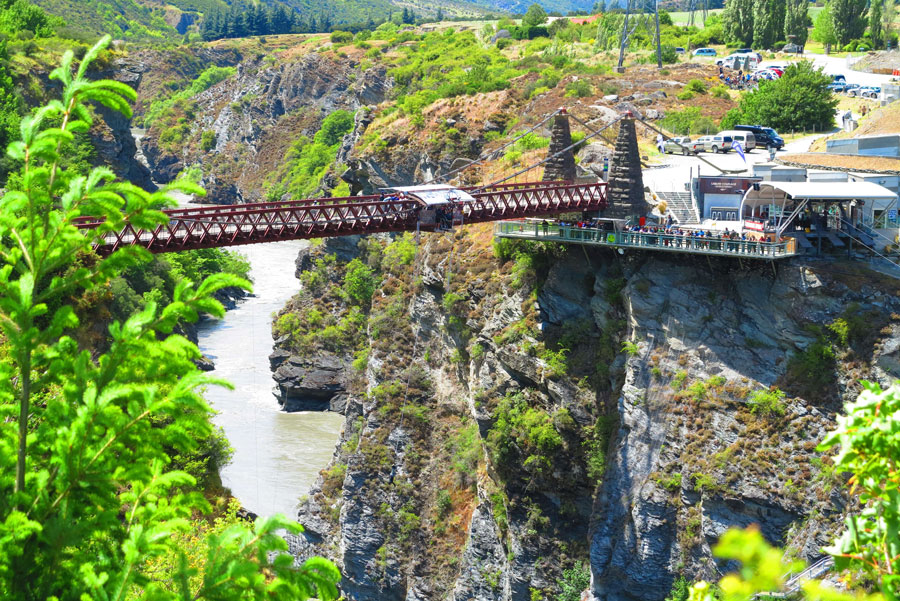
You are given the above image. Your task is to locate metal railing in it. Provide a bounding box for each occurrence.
[494,221,798,259]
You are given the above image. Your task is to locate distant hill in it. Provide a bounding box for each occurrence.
[33,0,601,40]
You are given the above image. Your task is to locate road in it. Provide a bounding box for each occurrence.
[760,53,896,86]
[642,134,823,193]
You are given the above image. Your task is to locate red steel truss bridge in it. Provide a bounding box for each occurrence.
[75,180,608,255]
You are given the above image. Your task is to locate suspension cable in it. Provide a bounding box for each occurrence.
[473,115,625,191]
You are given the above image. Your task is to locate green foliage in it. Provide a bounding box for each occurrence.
[672,370,688,391]
[659,107,716,136]
[730,61,837,132]
[666,576,690,601]
[200,130,217,152]
[564,79,593,98]
[831,0,868,44]
[448,422,481,486]
[539,346,569,378]
[381,233,416,273]
[785,338,836,399]
[556,564,590,601]
[436,489,452,519]
[523,3,549,28]
[343,258,376,306]
[0,36,339,601]
[685,79,707,94]
[621,340,640,356]
[268,110,354,200]
[0,0,55,38]
[812,2,839,48]
[658,472,683,492]
[487,393,563,481]
[710,85,730,99]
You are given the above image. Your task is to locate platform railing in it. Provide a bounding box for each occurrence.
[494,221,798,259]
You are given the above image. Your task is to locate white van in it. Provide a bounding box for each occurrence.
[720,130,756,151]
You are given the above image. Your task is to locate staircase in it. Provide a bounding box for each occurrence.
[656,190,700,225]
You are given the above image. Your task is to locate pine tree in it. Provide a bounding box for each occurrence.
[831,0,867,45]
[870,0,884,47]
[436,7,443,21]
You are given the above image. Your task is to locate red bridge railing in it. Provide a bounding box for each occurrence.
[75,181,608,254]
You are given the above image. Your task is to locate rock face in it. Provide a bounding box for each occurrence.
[90,58,156,191]
[279,222,900,601]
[139,52,392,202]
[272,354,348,412]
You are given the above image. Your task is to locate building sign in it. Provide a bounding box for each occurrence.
[745,219,765,232]
[699,177,756,196]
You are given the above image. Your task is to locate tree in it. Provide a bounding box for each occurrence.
[436,7,443,21]
[884,0,895,45]
[732,61,836,132]
[811,2,838,52]
[784,0,808,46]
[753,0,774,48]
[0,35,341,601]
[770,0,786,42]
[722,0,755,47]
[523,3,549,27]
[870,0,884,48]
[831,0,867,45]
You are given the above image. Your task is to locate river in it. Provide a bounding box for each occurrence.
[197,240,344,519]
[132,128,343,518]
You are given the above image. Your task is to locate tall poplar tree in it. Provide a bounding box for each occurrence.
[722,0,755,46]
[753,0,774,48]
[784,0,809,46]
[870,0,884,48]
[812,1,838,51]
[831,0,867,45]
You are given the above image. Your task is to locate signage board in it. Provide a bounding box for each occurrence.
[698,177,756,196]
[744,219,765,232]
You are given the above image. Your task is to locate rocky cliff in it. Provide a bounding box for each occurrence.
[275,226,900,601]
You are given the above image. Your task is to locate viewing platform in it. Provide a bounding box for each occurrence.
[494,220,800,260]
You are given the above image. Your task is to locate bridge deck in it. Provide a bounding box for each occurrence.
[495,221,799,260]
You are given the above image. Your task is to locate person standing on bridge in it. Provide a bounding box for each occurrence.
[656,133,664,154]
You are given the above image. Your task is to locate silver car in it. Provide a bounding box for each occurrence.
[663,136,696,155]
[703,135,733,153]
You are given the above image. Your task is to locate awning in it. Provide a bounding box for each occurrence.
[386,184,476,206]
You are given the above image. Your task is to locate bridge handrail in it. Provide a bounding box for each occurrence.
[495,220,798,258]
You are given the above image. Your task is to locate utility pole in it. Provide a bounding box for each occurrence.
[655,0,662,68]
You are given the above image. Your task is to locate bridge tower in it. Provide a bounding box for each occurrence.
[604,113,651,221]
[542,109,577,183]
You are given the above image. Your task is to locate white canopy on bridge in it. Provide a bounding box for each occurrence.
[387,184,476,206]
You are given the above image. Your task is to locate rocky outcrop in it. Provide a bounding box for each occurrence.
[140,53,392,202]
[281,227,900,601]
[271,352,348,412]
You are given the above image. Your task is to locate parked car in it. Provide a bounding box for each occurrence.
[703,135,733,153]
[826,81,848,92]
[845,84,862,96]
[860,86,881,98]
[832,73,847,82]
[734,124,784,149]
[693,47,717,56]
[753,69,782,80]
[694,135,713,152]
[717,53,759,69]
[782,42,803,53]
[675,47,685,54]
[719,130,756,151]
[663,136,696,154]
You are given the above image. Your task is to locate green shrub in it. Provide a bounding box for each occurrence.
[676,90,695,101]
[343,258,376,306]
[330,30,353,44]
[710,85,730,99]
[556,564,591,601]
[685,79,707,94]
[657,472,683,492]
[200,130,216,151]
[487,393,563,480]
[564,79,593,98]
[785,339,836,399]
[747,388,787,417]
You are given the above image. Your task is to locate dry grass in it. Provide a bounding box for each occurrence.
[809,101,900,152]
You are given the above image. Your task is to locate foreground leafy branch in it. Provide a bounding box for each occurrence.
[0,35,340,600]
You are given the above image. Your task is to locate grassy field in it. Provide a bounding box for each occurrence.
[668,8,722,28]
